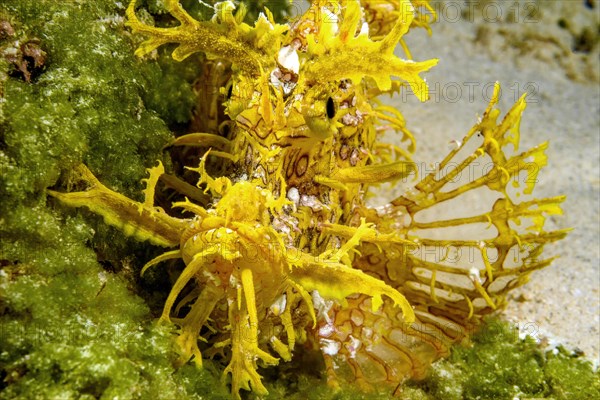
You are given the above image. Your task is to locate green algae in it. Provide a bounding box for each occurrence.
[0,0,598,399]
[404,320,600,400]
[0,0,210,200]
[0,203,185,399]
[0,0,198,398]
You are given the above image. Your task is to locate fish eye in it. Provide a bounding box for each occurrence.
[326,97,335,119]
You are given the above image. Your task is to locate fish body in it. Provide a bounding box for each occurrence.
[48,0,567,397]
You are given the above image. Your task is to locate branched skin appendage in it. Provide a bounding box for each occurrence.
[48,0,567,397]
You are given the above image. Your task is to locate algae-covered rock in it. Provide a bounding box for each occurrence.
[0,0,202,398]
[405,319,600,400]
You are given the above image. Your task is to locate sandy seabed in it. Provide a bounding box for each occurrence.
[379,0,599,365]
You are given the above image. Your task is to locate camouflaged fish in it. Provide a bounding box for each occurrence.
[48,0,567,398]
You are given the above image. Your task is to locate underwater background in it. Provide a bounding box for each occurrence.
[1,0,598,399]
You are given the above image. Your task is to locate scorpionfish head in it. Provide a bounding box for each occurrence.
[127,0,438,150]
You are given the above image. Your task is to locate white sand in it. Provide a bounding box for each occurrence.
[381,0,599,364]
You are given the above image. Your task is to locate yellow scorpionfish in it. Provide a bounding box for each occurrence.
[48,0,567,398]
